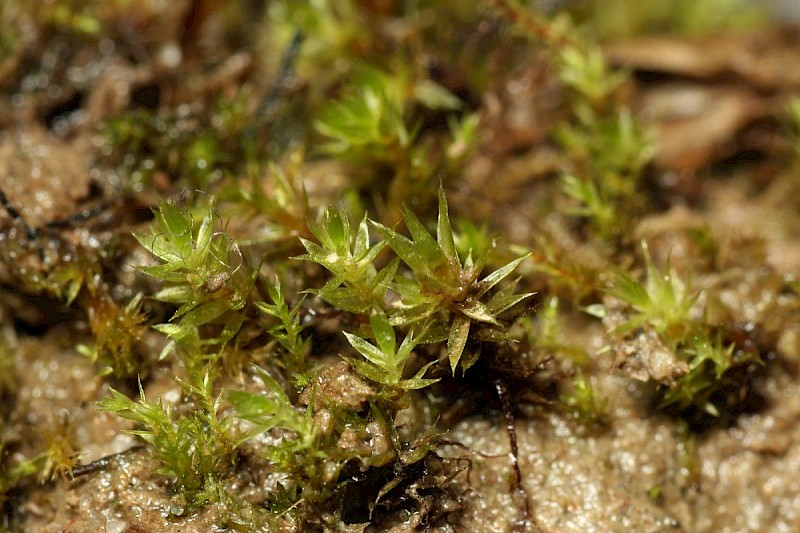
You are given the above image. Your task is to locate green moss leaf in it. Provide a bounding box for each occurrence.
[448,315,471,374]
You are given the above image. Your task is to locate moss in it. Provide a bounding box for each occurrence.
[2,0,798,530]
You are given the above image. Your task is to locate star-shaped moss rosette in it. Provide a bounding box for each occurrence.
[372,188,533,374]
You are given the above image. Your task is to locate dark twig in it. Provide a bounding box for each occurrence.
[0,186,44,260]
[44,202,113,230]
[69,445,144,479]
[1,185,115,263]
[245,29,304,138]
[0,187,40,243]
[495,378,537,532]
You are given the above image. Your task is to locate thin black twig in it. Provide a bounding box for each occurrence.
[44,202,112,230]
[0,186,44,260]
[0,185,114,263]
[245,29,304,138]
[0,187,40,243]
[69,445,144,479]
[495,378,537,533]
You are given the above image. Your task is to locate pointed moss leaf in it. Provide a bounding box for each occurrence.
[402,206,446,268]
[313,273,346,294]
[316,291,372,314]
[255,301,279,319]
[219,313,246,345]
[400,360,440,390]
[133,230,182,264]
[272,165,297,210]
[417,271,460,294]
[265,277,284,306]
[153,323,199,347]
[448,315,471,374]
[360,239,386,266]
[98,387,145,424]
[156,201,192,249]
[152,322,181,338]
[416,321,449,344]
[608,315,649,337]
[229,388,305,436]
[194,204,215,252]
[354,215,370,257]
[137,263,187,282]
[414,79,462,110]
[488,292,534,315]
[228,390,282,423]
[460,300,499,325]
[390,274,425,301]
[470,327,509,343]
[486,274,520,303]
[396,324,424,361]
[390,304,437,328]
[606,271,651,310]
[344,331,387,368]
[370,312,396,358]
[583,303,606,318]
[256,368,291,402]
[229,370,310,436]
[561,174,603,216]
[372,257,399,293]
[327,207,350,254]
[647,265,677,309]
[436,186,458,263]
[463,249,475,270]
[315,88,389,149]
[345,357,390,386]
[306,207,349,255]
[172,300,195,320]
[305,217,331,251]
[152,285,193,304]
[179,301,229,328]
[459,344,482,373]
[158,340,176,361]
[479,254,530,295]
[297,238,330,264]
[372,221,428,274]
[703,402,721,417]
